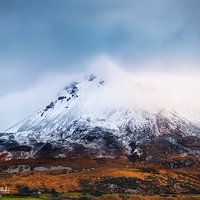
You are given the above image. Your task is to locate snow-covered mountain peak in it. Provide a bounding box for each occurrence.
[2,73,200,150]
[5,74,106,133]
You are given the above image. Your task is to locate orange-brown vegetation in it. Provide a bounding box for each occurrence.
[0,156,199,195]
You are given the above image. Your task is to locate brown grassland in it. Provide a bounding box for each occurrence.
[0,156,199,199]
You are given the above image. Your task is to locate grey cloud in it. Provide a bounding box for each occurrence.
[0,0,200,94]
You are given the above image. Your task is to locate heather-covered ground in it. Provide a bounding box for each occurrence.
[0,157,199,197]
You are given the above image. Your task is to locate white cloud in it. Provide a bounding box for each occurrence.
[87,56,200,121]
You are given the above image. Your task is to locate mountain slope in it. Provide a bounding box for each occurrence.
[0,74,200,161]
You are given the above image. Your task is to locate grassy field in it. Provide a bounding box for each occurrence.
[0,193,200,200]
[0,157,199,198]
[0,197,40,200]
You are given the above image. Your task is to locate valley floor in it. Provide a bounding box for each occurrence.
[1,194,200,200]
[0,157,199,198]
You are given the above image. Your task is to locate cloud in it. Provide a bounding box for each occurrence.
[87,56,200,121]
[1,0,200,77]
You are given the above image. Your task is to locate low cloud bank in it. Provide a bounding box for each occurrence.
[87,56,200,121]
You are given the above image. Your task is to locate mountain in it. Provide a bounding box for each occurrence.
[0,74,200,163]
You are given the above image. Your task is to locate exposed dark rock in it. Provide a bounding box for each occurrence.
[88,75,96,81]
[58,96,66,100]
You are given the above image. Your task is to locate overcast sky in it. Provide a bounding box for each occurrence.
[0,0,200,131]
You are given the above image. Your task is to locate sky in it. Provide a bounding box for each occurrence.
[0,0,200,131]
